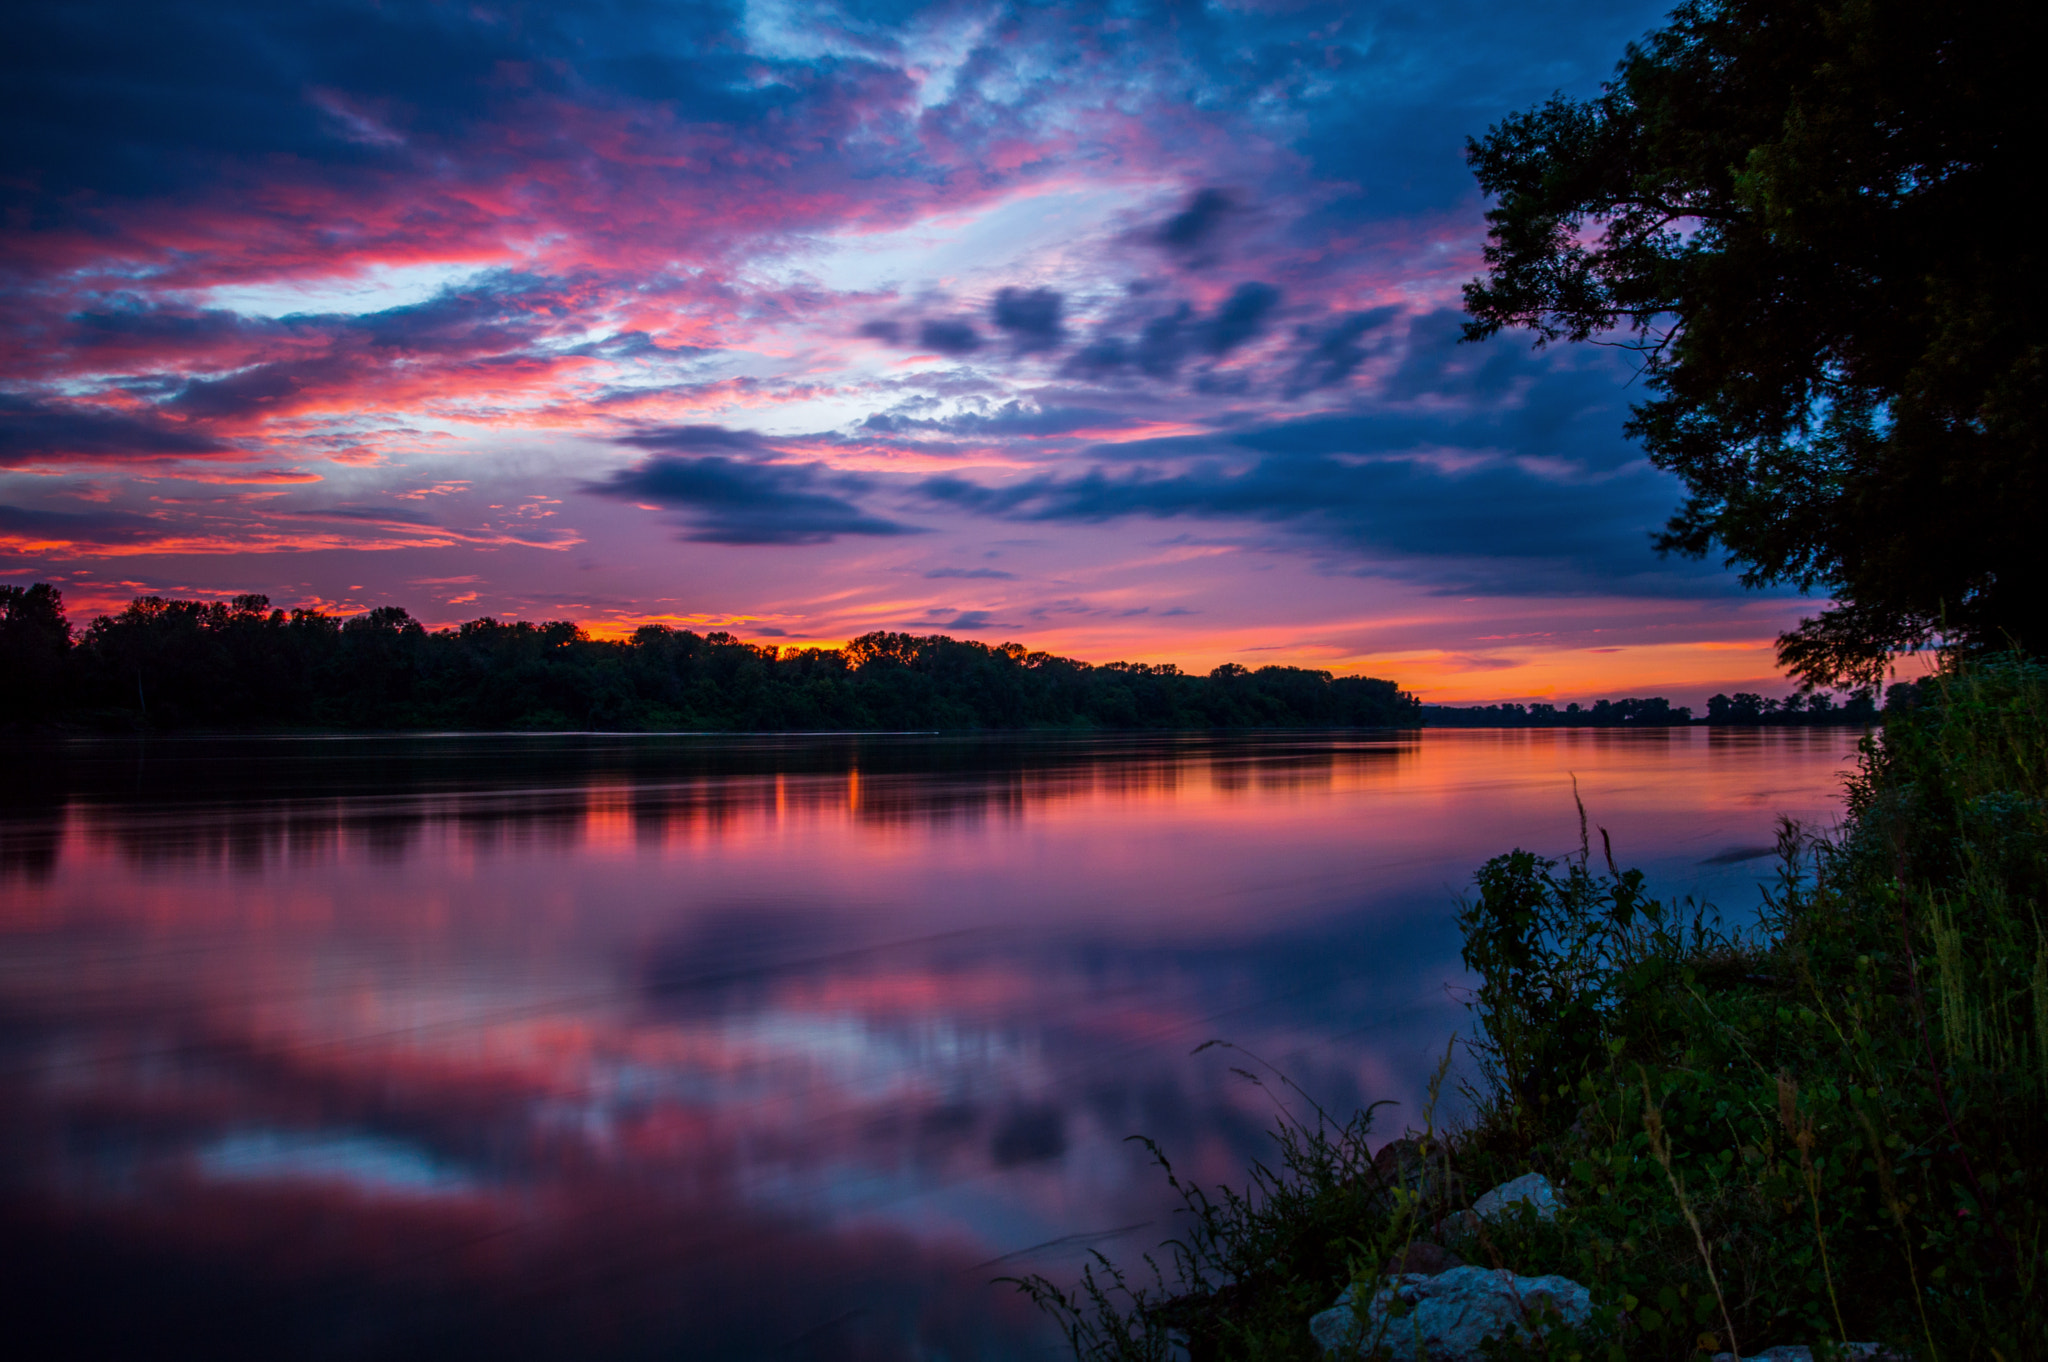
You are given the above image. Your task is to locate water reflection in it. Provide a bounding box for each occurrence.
[0,730,1859,1360]
[2,732,1395,876]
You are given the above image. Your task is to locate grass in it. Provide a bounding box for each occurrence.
[1012,655,2048,1360]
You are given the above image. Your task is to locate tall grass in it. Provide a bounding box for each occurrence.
[1014,656,2048,1360]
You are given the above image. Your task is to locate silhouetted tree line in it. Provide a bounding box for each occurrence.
[0,586,1420,732]
[1426,697,1696,727]
[1426,688,1883,727]
[1702,689,1882,725]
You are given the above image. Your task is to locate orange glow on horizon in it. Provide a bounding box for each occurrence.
[558,611,1895,706]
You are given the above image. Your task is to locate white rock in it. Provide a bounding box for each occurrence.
[1309,1265,1592,1360]
[1470,1172,1562,1223]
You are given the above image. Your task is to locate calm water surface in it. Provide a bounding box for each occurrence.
[0,728,1861,1360]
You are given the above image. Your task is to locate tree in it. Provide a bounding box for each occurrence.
[80,595,208,723]
[75,593,294,725]
[1462,0,2046,686]
[0,582,72,718]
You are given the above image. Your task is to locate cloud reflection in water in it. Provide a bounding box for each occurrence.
[0,730,1859,1359]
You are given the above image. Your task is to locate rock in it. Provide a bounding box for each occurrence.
[1470,1172,1562,1223]
[1431,1209,1480,1240]
[1370,1137,1462,1210]
[1709,1347,1905,1362]
[1373,1137,1430,1176]
[1383,1241,1464,1277]
[1309,1265,1592,1360]
[1431,1173,1563,1241]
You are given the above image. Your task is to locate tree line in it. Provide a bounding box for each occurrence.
[1427,689,1888,727]
[4,585,1921,733]
[0,585,1419,732]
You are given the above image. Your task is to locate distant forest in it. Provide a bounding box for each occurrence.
[0,585,1418,731]
[2,585,1894,732]
[1425,689,1884,728]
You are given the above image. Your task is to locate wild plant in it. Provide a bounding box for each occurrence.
[1018,655,2048,1361]
[1005,1044,1475,1361]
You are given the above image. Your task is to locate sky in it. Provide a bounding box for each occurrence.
[0,0,1829,705]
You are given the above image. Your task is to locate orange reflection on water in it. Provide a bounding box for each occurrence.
[0,730,1862,1360]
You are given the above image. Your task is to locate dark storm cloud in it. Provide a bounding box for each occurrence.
[165,362,331,421]
[1327,4,1668,206]
[989,288,1064,351]
[138,275,568,421]
[1209,283,1281,356]
[614,425,780,455]
[59,269,558,351]
[38,271,594,434]
[855,401,1133,440]
[1,0,797,214]
[0,503,176,557]
[917,450,1714,596]
[0,395,234,465]
[910,320,1746,597]
[1155,189,1236,255]
[943,403,1124,437]
[587,435,923,545]
[1062,283,1283,380]
[1286,309,1402,396]
[67,303,259,350]
[1375,308,1527,403]
[1251,308,1656,472]
[857,307,1016,357]
[0,0,1675,304]
[1136,310,1194,377]
[935,608,1000,632]
[918,319,983,356]
[344,272,562,354]
[1064,335,1132,376]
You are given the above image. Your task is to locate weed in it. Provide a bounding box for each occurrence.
[1014,655,2048,1361]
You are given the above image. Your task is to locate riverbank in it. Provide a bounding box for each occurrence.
[1018,657,2045,1360]
[2,587,1419,732]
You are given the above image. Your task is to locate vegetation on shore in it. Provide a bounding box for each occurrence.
[0,585,1417,731]
[1016,656,2045,1359]
[1425,691,1882,728]
[1007,0,2047,1349]
[4,584,1906,735]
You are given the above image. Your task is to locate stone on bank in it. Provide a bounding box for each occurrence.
[1308,1265,1591,1360]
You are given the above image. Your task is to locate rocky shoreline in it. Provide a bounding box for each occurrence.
[1307,1159,1900,1362]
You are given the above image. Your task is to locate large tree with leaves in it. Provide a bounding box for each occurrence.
[1462,0,2045,686]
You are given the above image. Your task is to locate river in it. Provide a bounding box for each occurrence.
[0,727,1861,1360]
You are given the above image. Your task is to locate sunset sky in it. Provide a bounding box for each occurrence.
[0,0,1828,704]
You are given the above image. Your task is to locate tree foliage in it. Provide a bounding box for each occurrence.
[0,583,71,718]
[1463,0,2046,686]
[2,587,1420,732]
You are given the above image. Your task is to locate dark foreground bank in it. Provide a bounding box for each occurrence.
[1020,656,2046,1360]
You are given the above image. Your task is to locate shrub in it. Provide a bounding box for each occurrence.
[1017,655,2048,1360]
